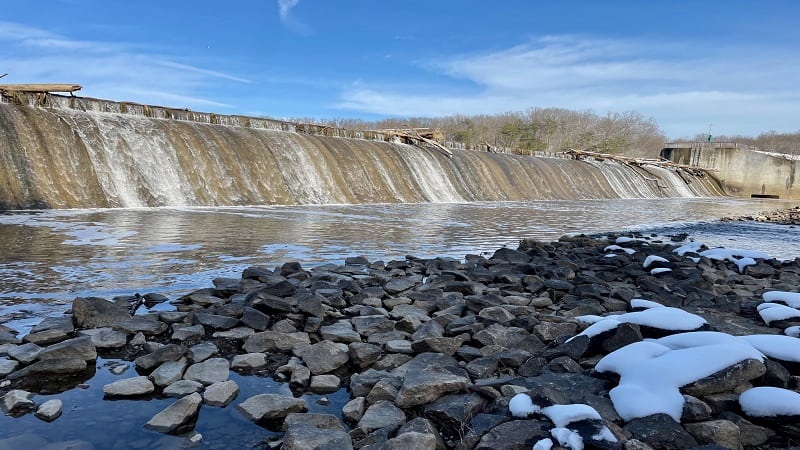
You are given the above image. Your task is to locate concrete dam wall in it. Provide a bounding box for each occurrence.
[0,95,725,210]
[661,143,798,199]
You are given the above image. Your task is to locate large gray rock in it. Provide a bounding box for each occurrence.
[320,321,362,343]
[150,359,188,387]
[342,396,366,423]
[79,327,127,349]
[37,336,97,361]
[72,296,130,328]
[624,413,699,450]
[134,344,187,371]
[184,358,229,385]
[0,357,19,377]
[682,358,766,397]
[357,400,406,432]
[309,374,340,393]
[114,316,168,336]
[191,312,240,330]
[241,306,269,331]
[203,380,239,407]
[684,420,742,450]
[171,324,204,342]
[385,432,437,450]
[188,342,219,363]
[6,342,42,364]
[35,399,63,422]
[144,392,202,433]
[473,324,529,348]
[348,342,382,368]
[295,341,349,374]
[1,389,34,413]
[163,379,203,397]
[6,357,87,380]
[231,353,268,370]
[282,424,353,450]
[23,316,75,345]
[474,419,551,450]
[236,394,306,421]
[103,376,155,397]
[395,365,471,408]
[242,331,310,353]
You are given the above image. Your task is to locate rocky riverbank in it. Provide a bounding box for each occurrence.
[2,232,800,449]
[725,205,800,226]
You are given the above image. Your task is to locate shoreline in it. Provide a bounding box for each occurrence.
[724,205,800,226]
[2,226,800,449]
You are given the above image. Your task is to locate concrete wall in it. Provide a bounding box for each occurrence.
[661,144,798,199]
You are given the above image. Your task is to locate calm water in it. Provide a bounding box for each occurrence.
[1,197,799,448]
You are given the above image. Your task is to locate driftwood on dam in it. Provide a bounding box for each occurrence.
[0,84,82,94]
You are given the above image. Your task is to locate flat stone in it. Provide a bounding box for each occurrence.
[348,342,381,368]
[411,337,462,356]
[242,331,310,353]
[150,359,188,387]
[624,413,699,450]
[203,380,239,407]
[144,392,202,433]
[357,400,406,432]
[1,389,34,413]
[114,316,168,336]
[474,419,551,450]
[385,432,437,450]
[0,357,19,376]
[474,323,528,348]
[79,327,127,349]
[212,326,255,340]
[395,365,471,408]
[283,412,344,431]
[424,393,486,426]
[188,342,218,363]
[320,321,362,343]
[295,341,349,374]
[342,396,366,422]
[241,306,270,331]
[163,379,203,397]
[682,358,766,397]
[103,376,155,397]
[384,278,417,294]
[684,419,741,450]
[231,353,268,370]
[184,358,229,385]
[171,324,205,342]
[7,357,87,380]
[6,342,42,364]
[35,399,63,422]
[236,393,306,421]
[72,297,130,328]
[309,374,340,393]
[192,312,240,330]
[37,335,97,361]
[386,339,414,354]
[282,423,353,450]
[134,344,187,371]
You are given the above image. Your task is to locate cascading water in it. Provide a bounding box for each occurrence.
[0,101,726,210]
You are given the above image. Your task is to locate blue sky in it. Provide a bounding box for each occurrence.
[1,0,799,138]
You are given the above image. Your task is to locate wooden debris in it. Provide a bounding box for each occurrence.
[378,128,453,157]
[0,84,82,94]
[562,149,717,175]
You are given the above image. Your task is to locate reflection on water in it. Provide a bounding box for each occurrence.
[1,198,798,327]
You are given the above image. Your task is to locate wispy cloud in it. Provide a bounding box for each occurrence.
[0,20,249,110]
[276,0,311,35]
[337,35,800,137]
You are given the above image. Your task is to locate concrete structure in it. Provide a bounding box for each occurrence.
[661,143,799,199]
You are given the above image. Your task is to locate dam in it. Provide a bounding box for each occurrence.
[0,93,725,210]
[661,142,798,199]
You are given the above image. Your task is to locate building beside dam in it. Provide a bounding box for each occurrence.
[661,142,798,200]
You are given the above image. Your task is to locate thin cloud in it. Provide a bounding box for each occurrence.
[336,35,800,137]
[276,0,312,35]
[278,0,300,22]
[0,21,248,111]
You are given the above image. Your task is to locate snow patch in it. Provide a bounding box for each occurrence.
[650,267,672,275]
[643,255,669,268]
[763,291,800,308]
[757,303,800,325]
[533,438,554,450]
[673,241,705,256]
[630,299,665,309]
[551,428,584,450]
[740,386,800,417]
[786,326,800,338]
[508,393,540,418]
[541,404,602,428]
[604,245,635,255]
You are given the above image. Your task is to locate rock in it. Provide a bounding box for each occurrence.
[203,380,239,407]
[242,331,310,353]
[1,389,34,413]
[624,413,699,450]
[134,344,187,371]
[682,358,766,397]
[684,420,742,450]
[37,335,97,361]
[150,359,188,387]
[171,324,205,342]
[342,396,366,422]
[384,278,417,294]
[6,342,42,364]
[367,378,400,403]
[212,327,255,340]
[6,357,87,380]
[163,380,203,397]
[533,321,578,342]
[396,365,471,408]
[474,419,551,450]
[0,357,19,376]
[24,316,75,345]
[231,352,268,370]
[35,399,63,421]
[348,342,382,368]
[601,322,643,353]
[79,327,127,349]
[103,376,155,397]
[357,400,406,432]
[72,296,130,328]
[718,412,775,447]
[290,365,311,389]
[144,392,202,433]
[411,337,462,356]
[425,392,486,428]
[188,342,218,363]
[295,341,349,374]
[283,412,345,431]
[474,324,528,348]
[191,312,240,330]
[283,423,353,450]
[184,358,229,385]
[386,339,414,354]
[241,306,270,331]
[309,374,340,393]
[320,321,362,343]
[386,432,437,450]
[114,316,168,336]
[682,395,713,422]
[236,393,306,421]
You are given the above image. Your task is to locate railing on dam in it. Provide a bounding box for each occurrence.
[663,142,761,151]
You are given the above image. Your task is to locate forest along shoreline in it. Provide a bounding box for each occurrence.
[1,206,800,449]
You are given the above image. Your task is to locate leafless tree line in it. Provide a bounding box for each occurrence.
[679,131,800,155]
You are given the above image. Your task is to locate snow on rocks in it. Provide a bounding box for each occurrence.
[739,386,800,417]
[3,233,800,448]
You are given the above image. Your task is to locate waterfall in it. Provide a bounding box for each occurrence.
[0,102,725,210]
